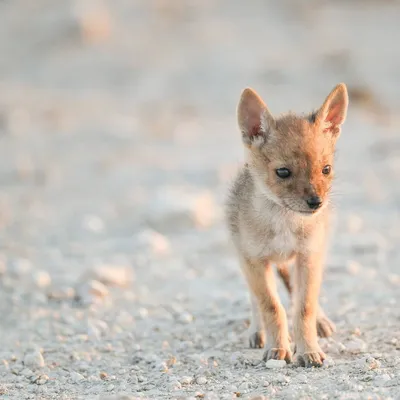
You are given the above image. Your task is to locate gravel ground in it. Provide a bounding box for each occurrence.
[0,1,400,399]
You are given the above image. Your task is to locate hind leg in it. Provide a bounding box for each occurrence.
[248,294,265,348]
[316,306,336,338]
[277,263,335,338]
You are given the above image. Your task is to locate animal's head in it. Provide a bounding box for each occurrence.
[237,83,348,215]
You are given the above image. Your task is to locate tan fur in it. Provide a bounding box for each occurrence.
[226,83,348,367]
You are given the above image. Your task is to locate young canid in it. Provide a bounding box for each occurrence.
[226,84,348,367]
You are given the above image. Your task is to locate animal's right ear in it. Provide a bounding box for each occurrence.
[237,88,275,147]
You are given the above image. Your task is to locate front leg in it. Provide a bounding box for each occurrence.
[293,252,326,367]
[277,262,336,338]
[241,257,292,363]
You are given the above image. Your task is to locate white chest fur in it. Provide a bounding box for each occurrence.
[240,196,301,262]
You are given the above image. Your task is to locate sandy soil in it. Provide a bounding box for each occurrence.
[0,1,400,399]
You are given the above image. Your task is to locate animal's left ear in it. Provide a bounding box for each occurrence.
[315,83,348,137]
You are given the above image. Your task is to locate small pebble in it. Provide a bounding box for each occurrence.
[352,327,362,336]
[138,308,148,318]
[331,342,346,354]
[196,376,207,385]
[33,270,51,288]
[346,337,368,354]
[36,375,49,385]
[265,359,286,369]
[169,380,182,390]
[347,261,361,276]
[158,361,168,372]
[87,265,133,287]
[178,311,194,324]
[70,371,85,383]
[83,214,104,233]
[137,229,170,255]
[180,376,193,385]
[77,279,109,301]
[100,372,108,380]
[47,286,75,301]
[347,214,363,233]
[359,356,381,370]
[24,351,45,369]
[107,384,115,391]
[323,357,336,368]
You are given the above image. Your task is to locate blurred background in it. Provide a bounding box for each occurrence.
[0,1,400,398]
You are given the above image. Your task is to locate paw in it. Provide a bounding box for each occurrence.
[249,331,265,349]
[263,346,292,364]
[317,314,336,338]
[296,349,326,368]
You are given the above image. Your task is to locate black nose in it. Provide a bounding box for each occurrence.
[306,196,322,210]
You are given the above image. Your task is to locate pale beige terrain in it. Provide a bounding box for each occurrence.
[0,1,400,399]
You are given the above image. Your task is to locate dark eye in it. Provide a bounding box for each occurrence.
[322,165,331,175]
[276,168,291,179]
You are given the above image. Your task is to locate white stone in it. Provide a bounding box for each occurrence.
[265,359,286,369]
[178,311,194,324]
[168,380,182,390]
[137,229,170,255]
[82,280,109,298]
[33,271,52,288]
[70,371,85,383]
[24,351,45,369]
[138,308,148,318]
[196,376,207,385]
[180,376,193,385]
[346,337,368,354]
[47,286,75,300]
[358,356,381,370]
[76,279,109,305]
[86,265,133,287]
[347,214,364,233]
[35,375,49,385]
[323,357,336,368]
[107,384,115,391]
[83,214,104,233]
[347,261,361,276]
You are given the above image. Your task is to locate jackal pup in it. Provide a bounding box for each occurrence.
[226,84,348,367]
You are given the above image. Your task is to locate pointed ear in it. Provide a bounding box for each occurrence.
[315,83,348,136]
[237,88,274,147]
